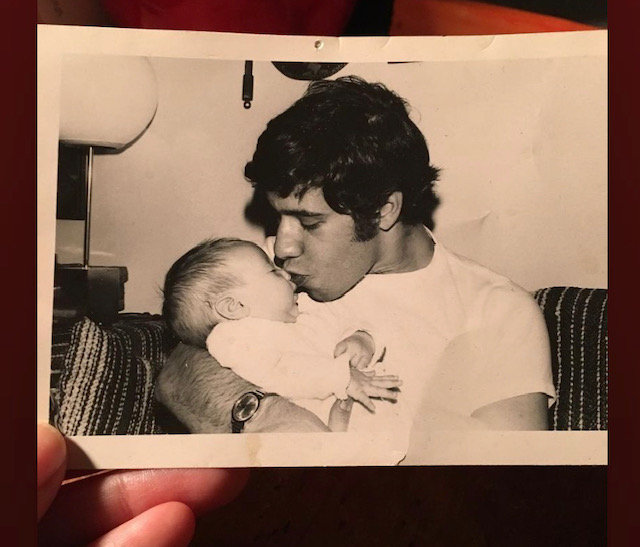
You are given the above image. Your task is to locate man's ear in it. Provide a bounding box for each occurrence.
[213,295,249,321]
[378,191,403,231]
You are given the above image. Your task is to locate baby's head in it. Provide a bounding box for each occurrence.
[163,237,299,346]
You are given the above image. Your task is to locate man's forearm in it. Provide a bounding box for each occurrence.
[156,343,331,434]
[156,343,257,433]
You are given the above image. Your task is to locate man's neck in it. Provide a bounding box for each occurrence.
[370,223,435,275]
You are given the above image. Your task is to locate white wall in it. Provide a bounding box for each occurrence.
[56,55,607,314]
[360,57,608,292]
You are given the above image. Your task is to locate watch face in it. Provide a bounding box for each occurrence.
[232,393,261,422]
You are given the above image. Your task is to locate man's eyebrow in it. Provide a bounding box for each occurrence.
[277,209,325,218]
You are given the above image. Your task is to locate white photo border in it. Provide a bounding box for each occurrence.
[37,25,608,468]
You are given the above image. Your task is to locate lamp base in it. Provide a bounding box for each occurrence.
[53,265,128,326]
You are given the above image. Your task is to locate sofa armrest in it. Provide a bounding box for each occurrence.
[534,287,608,430]
[51,314,174,435]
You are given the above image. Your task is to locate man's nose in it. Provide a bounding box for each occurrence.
[274,219,303,261]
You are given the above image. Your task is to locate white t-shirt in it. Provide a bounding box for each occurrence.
[267,232,556,433]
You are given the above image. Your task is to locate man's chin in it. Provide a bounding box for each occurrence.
[304,286,345,303]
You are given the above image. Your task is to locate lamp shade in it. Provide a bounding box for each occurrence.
[59,55,158,149]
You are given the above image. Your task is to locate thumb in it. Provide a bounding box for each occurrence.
[333,340,348,358]
[353,355,370,370]
[37,422,67,521]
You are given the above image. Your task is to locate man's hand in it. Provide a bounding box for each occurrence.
[327,398,354,432]
[346,369,402,413]
[37,422,249,547]
[334,330,377,369]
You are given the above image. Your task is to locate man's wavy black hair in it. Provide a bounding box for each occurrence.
[244,75,441,241]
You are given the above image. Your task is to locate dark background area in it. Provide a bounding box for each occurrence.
[191,466,607,546]
[344,0,607,35]
[483,0,606,25]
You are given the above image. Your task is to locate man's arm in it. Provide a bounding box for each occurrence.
[472,392,549,430]
[412,392,548,431]
[156,343,329,433]
[402,392,549,465]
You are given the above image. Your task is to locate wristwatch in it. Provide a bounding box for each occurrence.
[231,390,276,433]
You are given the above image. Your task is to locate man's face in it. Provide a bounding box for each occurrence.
[267,188,379,302]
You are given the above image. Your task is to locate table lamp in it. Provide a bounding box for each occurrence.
[55,55,158,324]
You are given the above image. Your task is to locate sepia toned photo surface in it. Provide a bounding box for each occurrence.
[38,25,607,468]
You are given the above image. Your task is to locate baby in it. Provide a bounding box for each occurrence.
[162,237,401,431]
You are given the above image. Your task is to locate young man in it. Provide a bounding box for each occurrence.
[157,76,555,449]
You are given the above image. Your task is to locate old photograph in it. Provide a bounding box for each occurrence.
[37,26,607,468]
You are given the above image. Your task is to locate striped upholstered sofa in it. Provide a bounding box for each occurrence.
[49,286,607,435]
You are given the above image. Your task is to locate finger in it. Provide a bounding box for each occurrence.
[365,386,399,401]
[353,392,375,413]
[370,377,403,388]
[37,422,67,521]
[354,354,372,370]
[339,398,355,412]
[86,501,195,547]
[38,467,249,547]
[333,340,348,358]
[357,356,373,370]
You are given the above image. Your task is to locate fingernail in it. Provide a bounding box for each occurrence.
[37,422,67,487]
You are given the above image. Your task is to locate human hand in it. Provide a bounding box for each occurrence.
[334,330,376,369]
[346,369,402,413]
[37,422,249,547]
[327,398,355,432]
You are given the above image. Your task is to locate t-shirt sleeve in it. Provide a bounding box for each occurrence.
[474,288,556,412]
[207,319,350,401]
[427,286,556,417]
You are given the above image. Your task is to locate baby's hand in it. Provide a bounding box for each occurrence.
[346,368,402,413]
[334,330,376,370]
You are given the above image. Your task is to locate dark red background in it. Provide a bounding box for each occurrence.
[9,2,631,545]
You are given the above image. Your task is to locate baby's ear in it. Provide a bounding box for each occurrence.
[214,295,248,321]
